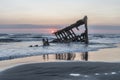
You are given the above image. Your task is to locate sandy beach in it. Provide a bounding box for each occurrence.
[0,44,120,70]
[0,44,120,80]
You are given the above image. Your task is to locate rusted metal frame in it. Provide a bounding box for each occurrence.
[68,30,75,38]
[66,30,72,39]
[62,31,68,40]
[55,33,60,40]
[70,29,76,37]
[60,32,66,41]
[53,16,88,43]
[57,33,63,41]
[84,16,88,44]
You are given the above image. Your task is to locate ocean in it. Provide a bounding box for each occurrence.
[0,33,120,61]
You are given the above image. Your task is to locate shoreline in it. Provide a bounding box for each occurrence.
[0,44,120,80]
[0,43,120,72]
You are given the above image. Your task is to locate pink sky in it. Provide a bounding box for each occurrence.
[0,0,120,34]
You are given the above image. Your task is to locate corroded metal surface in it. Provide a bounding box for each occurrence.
[53,16,88,44]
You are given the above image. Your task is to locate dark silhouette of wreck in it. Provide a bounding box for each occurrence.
[52,16,89,44]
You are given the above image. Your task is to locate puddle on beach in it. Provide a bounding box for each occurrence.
[36,47,120,62]
[41,52,89,61]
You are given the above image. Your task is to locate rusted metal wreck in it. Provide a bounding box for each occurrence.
[52,16,89,44]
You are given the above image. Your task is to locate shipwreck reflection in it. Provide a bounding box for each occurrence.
[81,52,88,61]
[56,53,76,60]
[42,52,89,61]
[43,54,49,61]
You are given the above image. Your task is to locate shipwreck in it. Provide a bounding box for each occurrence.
[52,16,89,44]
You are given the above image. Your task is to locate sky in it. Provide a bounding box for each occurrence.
[0,0,120,34]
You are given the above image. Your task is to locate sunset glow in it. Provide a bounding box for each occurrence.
[49,28,58,34]
[0,0,120,34]
[51,30,55,34]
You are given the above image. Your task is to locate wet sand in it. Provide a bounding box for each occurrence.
[1,62,120,80]
[0,44,120,80]
[0,44,120,71]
